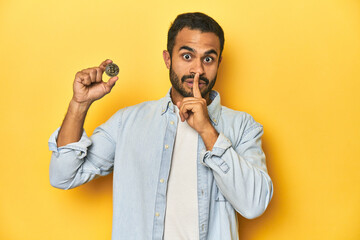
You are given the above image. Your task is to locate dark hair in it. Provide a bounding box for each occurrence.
[167,12,225,57]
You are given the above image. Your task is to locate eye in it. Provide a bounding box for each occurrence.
[204,56,213,63]
[183,54,191,60]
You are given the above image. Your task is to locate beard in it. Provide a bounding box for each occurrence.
[169,64,217,98]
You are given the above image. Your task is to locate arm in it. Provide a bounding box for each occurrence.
[201,122,273,219]
[49,59,119,189]
[177,73,273,219]
[57,59,118,147]
[49,111,121,189]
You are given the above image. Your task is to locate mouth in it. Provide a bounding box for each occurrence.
[184,79,207,88]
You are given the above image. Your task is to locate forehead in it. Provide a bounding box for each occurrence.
[173,27,220,54]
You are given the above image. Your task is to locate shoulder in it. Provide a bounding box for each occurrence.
[221,106,262,129]
[219,106,263,144]
[209,90,262,130]
[107,97,164,124]
[123,98,163,115]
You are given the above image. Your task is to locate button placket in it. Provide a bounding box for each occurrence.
[152,109,178,239]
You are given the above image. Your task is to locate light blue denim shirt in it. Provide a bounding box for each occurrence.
[48,89,273,240]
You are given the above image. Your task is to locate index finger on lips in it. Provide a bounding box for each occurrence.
[193,73,201,98]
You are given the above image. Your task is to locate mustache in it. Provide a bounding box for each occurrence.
[181,74,209,85]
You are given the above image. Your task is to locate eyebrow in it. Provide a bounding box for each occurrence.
[204,49,218,56]
[179,46,195,53]
[179,45,218,56]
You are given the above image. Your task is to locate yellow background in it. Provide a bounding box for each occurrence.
[1,0,359,239]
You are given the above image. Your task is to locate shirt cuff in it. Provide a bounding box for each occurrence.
[200,133,232,173]
[48,127,92,158]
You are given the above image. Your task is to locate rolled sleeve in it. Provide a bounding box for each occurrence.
[200,133,232,173]
[48,127,92,157]
[48,109,121,190]
[48,109,122,189]
[201,119,273,219]
[48,128,96,189]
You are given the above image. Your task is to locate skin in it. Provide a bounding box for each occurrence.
[163,28,222,150]
[57,28,222,150]
[56,59,118,147]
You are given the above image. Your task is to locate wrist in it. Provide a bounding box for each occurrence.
[199,123,219,151]
[68,98,92,118]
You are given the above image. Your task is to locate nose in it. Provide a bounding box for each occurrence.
[189,58,205,76]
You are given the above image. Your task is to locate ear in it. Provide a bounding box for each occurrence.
[163,50,171,69]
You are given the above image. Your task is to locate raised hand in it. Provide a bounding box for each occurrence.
[72,59,118,105]
[176,73,219,150]
[176,73,212,133]
[57,59,118,147]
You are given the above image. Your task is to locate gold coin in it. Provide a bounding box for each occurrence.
[105,63,119,77]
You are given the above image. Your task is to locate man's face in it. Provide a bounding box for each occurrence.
[164,28,222,98]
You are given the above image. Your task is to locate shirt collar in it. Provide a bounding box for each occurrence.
[160,89,176,114]
[161,88,221,126]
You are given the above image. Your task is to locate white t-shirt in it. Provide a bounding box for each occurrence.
[163,107,199,240]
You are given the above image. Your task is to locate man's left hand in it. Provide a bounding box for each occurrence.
[176,73,219,150]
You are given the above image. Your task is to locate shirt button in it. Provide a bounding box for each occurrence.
[155,212,160,217]
[201,189,204,196]
[165,144,169,149]
[202,224,205,231]
[213,119,217,123]
[170,121,174,125]
[160,179,164,183]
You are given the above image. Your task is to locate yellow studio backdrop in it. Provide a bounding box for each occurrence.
[0,0,359,239]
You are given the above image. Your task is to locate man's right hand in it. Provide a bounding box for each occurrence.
[72,59,118,105]
[56,59,118,147]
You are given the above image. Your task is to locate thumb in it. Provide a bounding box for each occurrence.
[105,76,118,92]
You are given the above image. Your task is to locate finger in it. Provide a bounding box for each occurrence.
[180,100,204,111]
[180,98,206,105]
[184,111,189,119]
[180,97,198,102]
[81,68,96,79]
[95,67,102,83]
[81,73,92,86]
[105,76,119,92]
[179,104,189,120]
[181,99,207,115]
[99,59,112,71]
[82,67,103,83]
[88,69,97,83]
[75,71,83,82]
[75,72,90,85]
[179,102,197,119]
[193,73,201,98]
[176,102,185,122]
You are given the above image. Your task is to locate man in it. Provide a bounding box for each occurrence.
[49,12,273,240]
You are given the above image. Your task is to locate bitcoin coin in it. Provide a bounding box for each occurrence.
[105,63,119,77]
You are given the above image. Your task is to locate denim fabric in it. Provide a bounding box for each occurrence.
[48,89,273,240]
